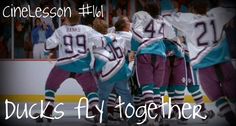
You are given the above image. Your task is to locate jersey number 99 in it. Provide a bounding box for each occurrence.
[63,35,86,54]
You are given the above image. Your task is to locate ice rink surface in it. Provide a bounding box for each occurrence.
[0,103,230,126]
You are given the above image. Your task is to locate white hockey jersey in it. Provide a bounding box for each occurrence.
[165,7,235,69]
[131,11,176,56]
[116,31,132,53]
[94,32,132,83]
[45,25,105,73]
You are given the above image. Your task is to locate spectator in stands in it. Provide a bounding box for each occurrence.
[112,7,123,25]
[0,18,11,59]
[32,18,53,59]
[14,20,26,59]
[0,32,8,59]
[39,2,56,30]
[24,25,33,58]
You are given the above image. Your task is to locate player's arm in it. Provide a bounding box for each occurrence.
[131,12,145,42]
[104,33,116,44]
[129,51,135,62]
[208,7,236,26]
[163,20,177,40]
[131,12,146,52]
[164,12,193,33]
[124,33,133,56]
[173,28,187,45]
[44,29,60,56]
[162,20,184,48]
[88,28,108,50]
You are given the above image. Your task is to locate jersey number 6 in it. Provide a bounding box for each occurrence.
[106,42,124,61]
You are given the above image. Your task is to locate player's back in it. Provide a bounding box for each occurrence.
[115,31,132,54]
[131,11,175,56]
[165,7,235,69]
[56,25,95,58]
[94,33,131,83]
[46,24,103,73]
[181,13,224,49]
[132,11,168,40]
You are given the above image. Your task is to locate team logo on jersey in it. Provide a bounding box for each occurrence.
[188,78,192,84]
[182,77,186,83]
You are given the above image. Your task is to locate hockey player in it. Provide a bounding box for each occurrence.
[131,0,176,124]
[160,0,215,124]
[33,12,105,125]
[182,37,215,123]
[93,18,121,122]
[93,16,136,126]
[164,1,236,125]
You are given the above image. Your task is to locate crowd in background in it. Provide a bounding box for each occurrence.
[0,0,235,59]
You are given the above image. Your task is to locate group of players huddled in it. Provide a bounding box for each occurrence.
[33,0,236,126]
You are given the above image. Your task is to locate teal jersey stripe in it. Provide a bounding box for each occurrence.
[193,38,231,69]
